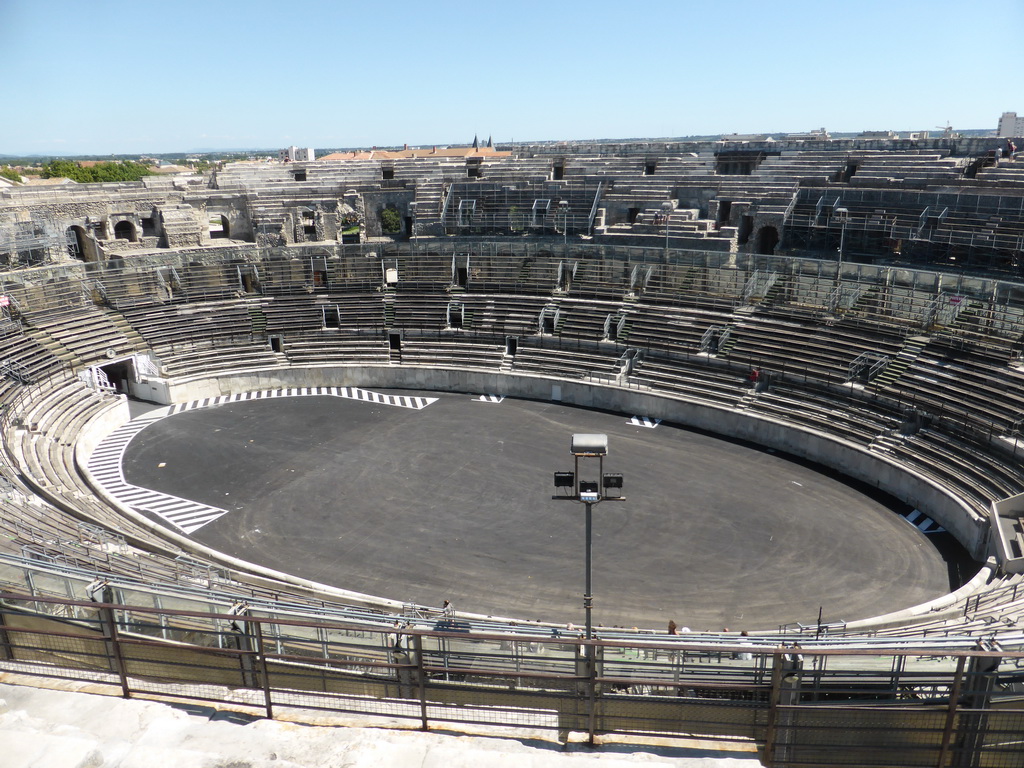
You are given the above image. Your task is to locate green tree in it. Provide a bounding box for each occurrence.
[40,159,153,183]
[380,206,402,235]
[40,159,83,180]
[0,166,20,183]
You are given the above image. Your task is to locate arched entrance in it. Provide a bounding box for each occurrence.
[113,221,137,242]
[756,226,779,255]
[209,214,230,239]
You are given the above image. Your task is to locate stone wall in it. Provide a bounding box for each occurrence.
[361,190,414,239]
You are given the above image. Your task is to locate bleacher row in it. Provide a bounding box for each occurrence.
[7,142,1024,284]
[5,246,1024,641]
[783,186,1024,273]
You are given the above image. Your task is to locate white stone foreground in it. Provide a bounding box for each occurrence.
[0,681,763,768]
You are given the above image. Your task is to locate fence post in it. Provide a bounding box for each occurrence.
[414,633,429,731]
[587,643,601,745]
[229,604,259,690]
[938,655,966,767]
[0,607,12,661]
[252,619,274,720]
[763,650,784,763]
[763,649,802,766]
[99,603,131,699]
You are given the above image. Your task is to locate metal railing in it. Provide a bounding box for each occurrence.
[1,583,1022,767]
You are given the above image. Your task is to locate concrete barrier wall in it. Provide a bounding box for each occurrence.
[74,395,132,464]
[167,363,988,558]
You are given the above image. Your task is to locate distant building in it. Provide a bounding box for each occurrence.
[857,130,898,140]
[998,112,1024,137]
[279,146,315,163]
[721,133,775,142]
[319,146,510,161]
[785,128,830,140]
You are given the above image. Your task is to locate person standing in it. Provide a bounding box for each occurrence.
[389,620,403,651]
[735,630,753,661]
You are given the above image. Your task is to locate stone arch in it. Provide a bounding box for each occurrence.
[209,214,230,239]
[755,225,779,255]
[113,220,137,242]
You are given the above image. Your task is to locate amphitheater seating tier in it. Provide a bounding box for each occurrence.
[3,241,1024,648]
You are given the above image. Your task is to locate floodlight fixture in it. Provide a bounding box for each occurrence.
[571,433,608,457]
[578,480,599,495]
[602,473,623,489]
[553,471,575,488]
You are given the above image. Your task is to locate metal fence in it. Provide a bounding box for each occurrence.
[1,581,1023,766]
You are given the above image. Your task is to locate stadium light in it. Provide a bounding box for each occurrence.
[552,433,625,652]
[570,433,608,456]
[661,200,674,255]
[835,207,849,273]
[553,471,575,488]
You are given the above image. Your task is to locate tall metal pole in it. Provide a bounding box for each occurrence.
[838,219,846,271]
[584,499,593,644]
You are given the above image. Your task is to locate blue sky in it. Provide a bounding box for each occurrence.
[2,0,1021,156]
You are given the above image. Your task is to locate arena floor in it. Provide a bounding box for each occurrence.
[119,389,964,631]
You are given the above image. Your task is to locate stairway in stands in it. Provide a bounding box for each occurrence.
[713,321,741,356]
[247,304,268,339]
[614,311,633,344]
[869,430,906,454]
[871,335,930,391]
[103,309,149,352]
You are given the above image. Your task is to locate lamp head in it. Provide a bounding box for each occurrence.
[571,433,608,457]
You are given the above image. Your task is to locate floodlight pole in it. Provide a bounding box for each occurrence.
[662,201,673,257]
[572,447,604,645]
[554,434,624,749]
[838,217,847,272]
[584,496,594,642]
[554,434,624,648]
[559,200,569,249]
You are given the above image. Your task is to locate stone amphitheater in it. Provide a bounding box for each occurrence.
[2,135,1024,766]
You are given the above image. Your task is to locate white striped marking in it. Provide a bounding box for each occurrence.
[629,416,661,428]
[474,394,505,403]
[89,386,438,535]
[165,386,438,413]
[86,413,229,535]
[901,509,945,534]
